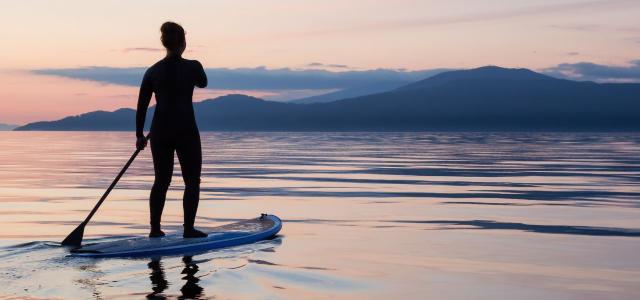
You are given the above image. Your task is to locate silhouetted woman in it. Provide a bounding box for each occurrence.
[136,22,208,238]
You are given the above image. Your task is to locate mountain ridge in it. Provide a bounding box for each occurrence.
[14,66,640,131]
[0,123,19,131]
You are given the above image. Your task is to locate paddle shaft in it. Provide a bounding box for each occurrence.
[61,134,149,246]
[82,134,150,224]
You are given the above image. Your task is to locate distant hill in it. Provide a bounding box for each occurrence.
[15,109,143,131]
[290,69,450,104]
[0,123,18,131]
[289,82,407,104]
[15,66,640,131]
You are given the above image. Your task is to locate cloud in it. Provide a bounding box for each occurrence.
[549,24,600,32]
[403,0,637,28]
[306,62,349,69]
[121,47,194,54]
[32,66,448,90]
[542,60,640,83]
[281,0,636,40]
[328,64,349,68]
[122,47,164,53]
[550,23,640,34]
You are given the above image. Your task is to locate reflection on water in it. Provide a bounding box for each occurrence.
[148,259,169,299]
[147,256,204,299]
[0,131,640,299]
[180,256,204,299]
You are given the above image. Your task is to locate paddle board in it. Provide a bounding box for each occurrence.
[70,214,281,258]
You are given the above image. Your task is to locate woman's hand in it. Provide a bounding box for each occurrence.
[136,136,148,151]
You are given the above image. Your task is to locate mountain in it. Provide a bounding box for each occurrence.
[289,69,451,104]
[0,123,18,131]
[288,82,407,104]
[14,66,640,131]
[16,108,141,131]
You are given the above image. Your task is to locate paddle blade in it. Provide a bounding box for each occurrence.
[61,223,86,247]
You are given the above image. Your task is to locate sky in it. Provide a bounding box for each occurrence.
[1,0,639,124]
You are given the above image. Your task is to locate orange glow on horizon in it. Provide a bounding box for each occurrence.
[1,0,639,123]
[0,71,275,125]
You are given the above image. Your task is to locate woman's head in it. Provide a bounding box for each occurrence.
[160,22,186,55]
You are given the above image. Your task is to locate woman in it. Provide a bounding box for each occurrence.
[136,22,208,238]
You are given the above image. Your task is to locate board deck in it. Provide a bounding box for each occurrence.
[70,214,281,258]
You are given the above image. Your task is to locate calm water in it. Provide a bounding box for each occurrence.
[1,131,639,299]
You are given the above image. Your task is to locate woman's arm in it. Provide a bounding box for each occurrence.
[136,69,153,139]
[194,61,208,88]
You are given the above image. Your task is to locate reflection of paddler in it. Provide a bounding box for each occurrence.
[146,256,204,299]
[147,258,168,298]
[180,256,204,299]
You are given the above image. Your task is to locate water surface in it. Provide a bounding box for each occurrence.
[1,132,639,299]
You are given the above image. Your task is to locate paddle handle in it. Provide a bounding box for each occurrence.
[81,133,150,225]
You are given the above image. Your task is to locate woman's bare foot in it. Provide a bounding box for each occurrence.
[149,229,165,238]
[183,227,207,238]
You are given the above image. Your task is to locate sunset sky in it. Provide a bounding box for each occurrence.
[1,0,639,124]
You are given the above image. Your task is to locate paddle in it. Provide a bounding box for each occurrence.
[61,134,150,247]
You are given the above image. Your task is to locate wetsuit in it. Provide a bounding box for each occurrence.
[136,55,208,233]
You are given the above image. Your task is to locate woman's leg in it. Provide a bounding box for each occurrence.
[176,133,205,237]
[150,138,175,235]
